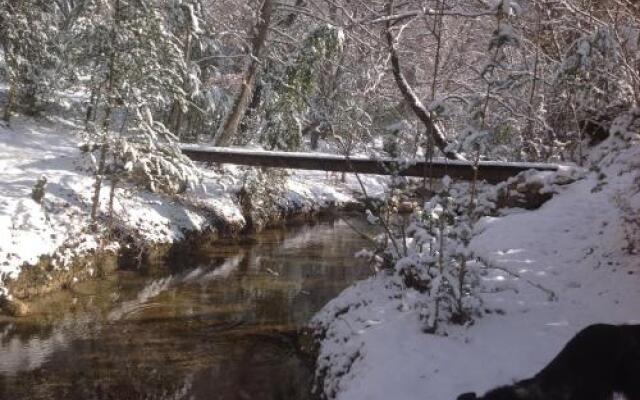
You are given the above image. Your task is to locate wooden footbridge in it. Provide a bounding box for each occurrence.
[180,145,560,184]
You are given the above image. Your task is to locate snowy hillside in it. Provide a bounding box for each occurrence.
[312,117,640,400]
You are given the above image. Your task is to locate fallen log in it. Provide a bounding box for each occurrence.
[181,145,560,184]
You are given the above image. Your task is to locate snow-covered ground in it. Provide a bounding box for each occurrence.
[312,124,640,400]
[0,115,387,297]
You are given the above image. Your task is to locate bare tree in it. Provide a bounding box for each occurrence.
[384,0,465,160]
[214,0,273,146]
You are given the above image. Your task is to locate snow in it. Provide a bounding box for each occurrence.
[0,115,387,297]
[312,136,640,400]
[0,116,215,289]
[0,117,91,284]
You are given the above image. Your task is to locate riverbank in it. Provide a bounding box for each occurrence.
[0,114,388,315]
[311,114,640,400]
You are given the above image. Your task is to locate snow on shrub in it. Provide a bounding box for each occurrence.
[81,107,200,196]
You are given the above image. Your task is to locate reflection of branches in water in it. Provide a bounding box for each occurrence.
[337,216,376,244]
[278,218,378,271]
[95,363,195,400]
[108,276,174,320]
[109,254,246,321]
[201,254,244,281]
[334,214,393,273]
[0,254,246,375]
[0,317,83,375]
[278,225,336,250]
[0,253,240,376]
[160,375,194,400]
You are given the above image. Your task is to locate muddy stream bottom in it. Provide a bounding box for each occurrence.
[0,216,374,400]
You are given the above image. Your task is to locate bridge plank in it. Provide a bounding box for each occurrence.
[181,145,560,184]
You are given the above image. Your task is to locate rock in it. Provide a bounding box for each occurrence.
[0,296,30,317]
[496,181,553,210]
[398,201,417,214]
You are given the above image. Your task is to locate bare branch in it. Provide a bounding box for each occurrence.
[384,0,465,161]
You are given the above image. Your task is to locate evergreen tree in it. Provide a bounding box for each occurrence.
[66,0,199,224]
[0,0,60,122]
[262,24,345,151]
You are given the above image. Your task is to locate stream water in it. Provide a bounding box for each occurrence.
[0,215,374,400]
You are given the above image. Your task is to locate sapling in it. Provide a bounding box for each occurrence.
[31,175,47,204]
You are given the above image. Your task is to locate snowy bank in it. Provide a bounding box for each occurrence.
[311,120,640,400]
[0,115,387,313]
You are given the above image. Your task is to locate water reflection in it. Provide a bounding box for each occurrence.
[0,321,67,375]
[0,216,375,400]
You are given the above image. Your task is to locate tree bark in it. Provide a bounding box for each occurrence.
[384,0,464,161]
[214,0,273,146]
[85,78,101,128]
[90,0,120,226]
[1,39,16,124]
[239,79,263,134]
[169,7,195,137]
[278,0,305,27]
[2,80,15,124]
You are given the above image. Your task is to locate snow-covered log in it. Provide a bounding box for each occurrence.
[181,145,560,184]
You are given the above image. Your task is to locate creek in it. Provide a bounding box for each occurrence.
[0,215,375,400]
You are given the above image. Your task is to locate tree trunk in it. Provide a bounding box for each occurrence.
[384,0,464,161]
[214,0,273,147]
[2,80,15,124]
[85,78,101,129]
[278,0,305,27]
[1,33,18,124]
[239,79,263,135]
[90,0,119,227]
[169,17,194,137]
[90,140,108,225]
